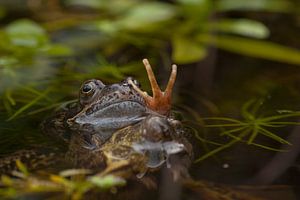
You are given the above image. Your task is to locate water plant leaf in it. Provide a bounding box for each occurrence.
[5,19,48,48]
[89,175,126,189]
[42,44,73,56]
[4,90,15,106]
[65,0,105,9]
[195,129,250,163]
[0,56,18,66]
[1,175,13,186]
[50,175,72,187]
[196,100,300,162]
[15,160,29,177]
[210,19,270,39]
[60,169,93,177]
[258,127,291,145]
[119,2,176,30]
[7,88,51,121]
[216,0,293,13]
[197,34,300,65]
[172,36,207,64]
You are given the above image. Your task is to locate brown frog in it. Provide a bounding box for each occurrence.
[1,59,271,200]
[40,59,268,200]
[42,59,192,180]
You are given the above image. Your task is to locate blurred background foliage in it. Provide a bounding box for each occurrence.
[0,0,300,121]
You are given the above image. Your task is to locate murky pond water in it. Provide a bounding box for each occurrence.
[1,1,300,199]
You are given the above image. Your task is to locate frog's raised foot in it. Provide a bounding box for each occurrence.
[129,59,177,116]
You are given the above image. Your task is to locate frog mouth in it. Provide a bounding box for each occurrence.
[67,100,146,124]
[86,100,146,116]
[67,100,147,147]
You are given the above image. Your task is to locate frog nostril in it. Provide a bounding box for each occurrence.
[95,80,105,89]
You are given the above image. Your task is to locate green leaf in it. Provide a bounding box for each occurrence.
[176,0,207,4]
[42,44,73,56]
[65,0,106,9]
[5,19,48,47]
[177,0,212,21]
[50,175,72,187]
[59,169,92,177]
[7,88,51,121]
[16,160,29,177]
[94,20,119,34]
[197,34,300,65]
[210,19,269,39]
[216,0,293,12]
[6,19,45,35]
[172,36,207,64]
[0,56,18,66]
[119,2,176,30]
[1,175,13,186]
[89,175,126,189]
[66,0,137,14]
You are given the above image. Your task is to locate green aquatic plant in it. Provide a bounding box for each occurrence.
[0,55,146,121]
[1,0,300,120]
[193,99,300,163]
[0,160,126,200]
[0,19,72,116]
[64,0,300,65]
[0,19,71,66]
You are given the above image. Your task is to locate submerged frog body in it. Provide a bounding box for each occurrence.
[41,59,192,180]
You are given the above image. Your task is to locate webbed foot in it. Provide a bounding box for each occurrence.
[129,59,177,116]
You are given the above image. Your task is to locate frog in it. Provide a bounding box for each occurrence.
[41,59,193,180]
[0,59,271,200]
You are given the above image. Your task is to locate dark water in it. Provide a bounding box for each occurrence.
[1,1,300,200]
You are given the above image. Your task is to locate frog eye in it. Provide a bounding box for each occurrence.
[81,82,95,95]
[82,84,92,93]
